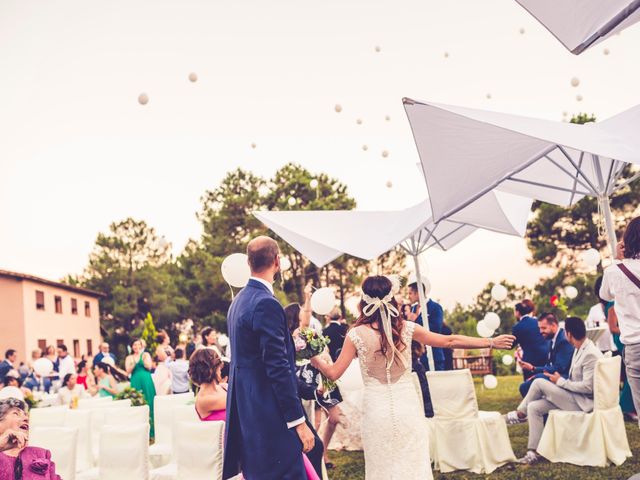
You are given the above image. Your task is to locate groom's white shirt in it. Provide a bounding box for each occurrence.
[249,276,305,429]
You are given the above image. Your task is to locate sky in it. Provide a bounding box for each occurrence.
[1,0,639,308]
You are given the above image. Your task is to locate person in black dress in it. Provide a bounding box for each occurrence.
[323,308,348,362]
[441,322,454,371]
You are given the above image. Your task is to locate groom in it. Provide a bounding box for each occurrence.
[223,236,317,480]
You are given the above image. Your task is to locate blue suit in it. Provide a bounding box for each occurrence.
[413,300,445,371]
[519,328,575,397]
[512,315,548,379]
[223,279,306,480]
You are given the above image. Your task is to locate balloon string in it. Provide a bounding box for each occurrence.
[228,283,235,301]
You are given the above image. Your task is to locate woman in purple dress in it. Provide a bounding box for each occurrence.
[0,398,61,479]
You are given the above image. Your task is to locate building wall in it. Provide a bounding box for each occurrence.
[0,277,26,364]
[21,280,101,361]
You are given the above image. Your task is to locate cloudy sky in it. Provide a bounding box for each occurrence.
[1,0,639,308]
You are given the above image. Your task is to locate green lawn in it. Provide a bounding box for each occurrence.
[328,376,640,479]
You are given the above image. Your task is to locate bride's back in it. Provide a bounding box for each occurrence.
[348,321,415,386]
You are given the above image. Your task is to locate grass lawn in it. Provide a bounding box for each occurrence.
[328,376,640,479]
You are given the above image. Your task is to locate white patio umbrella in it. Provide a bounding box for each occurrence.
[255,191,532,370]
[516,0,640,54]
[403,98,640,257]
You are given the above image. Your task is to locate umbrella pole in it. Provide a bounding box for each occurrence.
[412,253,435,371]
[599,195,618,260]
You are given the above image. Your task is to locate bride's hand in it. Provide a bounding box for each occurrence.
[492,335,515,350]
[310,355,324,369]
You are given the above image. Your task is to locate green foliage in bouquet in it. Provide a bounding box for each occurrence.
[116,387,147,407]
[295,328,331,361]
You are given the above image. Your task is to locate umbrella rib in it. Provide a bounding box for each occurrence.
[612,170,640,193]
[604,159,618,194]
[422,224,446,251]
[574,0,640,54]
[569,152,585,205]
[426,223,468,252]
[556,145,599,194]
[543,154,594,194]
[505,177,591,197]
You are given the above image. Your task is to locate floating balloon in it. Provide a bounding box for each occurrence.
[251,143,256,149]
[217,334,229,348]
[604,48,610,55]
[356,118,362,125]
[386,274,401,294]
[486,93,492,99]
[483,374,498,389]
[279,255,291,271]
[519,27,525,34]
[385,180,393,188]
[407,273,431,298]
[0,386,24,401]
[581,248,601,267]
[382,150,389,158]
[565,286,578,299]
[33,358,54,377]
[311,287,336,315]
[102,356,115,367]
[385,115,390,121]
[444,52,449,58]
[576,94,583,102]
[476,320,495,338]
[138,93,149,105]
[562,111,568,117]
[334,104,342,113]
[221,253,251,288]
[570,77,580,87]
[309,179,318,189]
[491,284,508,302]
[483,312,501,331]
[375,45,381,52]
[287,197,297,206]
[502,354,514,366]
[188,72,198,82]
[362,145,368,151]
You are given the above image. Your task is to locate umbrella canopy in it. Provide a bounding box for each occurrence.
[516,0,640,54]
[403,98,640,252]
[254,191,532,268]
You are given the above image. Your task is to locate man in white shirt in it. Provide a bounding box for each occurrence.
[600,216,640,420]
[57,344,75,380]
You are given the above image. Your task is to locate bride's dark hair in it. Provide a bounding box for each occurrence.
[354,275,405,359]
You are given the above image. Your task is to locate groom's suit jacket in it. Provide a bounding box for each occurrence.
[223,279,306,480]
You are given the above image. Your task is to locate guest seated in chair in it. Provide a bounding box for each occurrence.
[518,313,574,397]
[505,316,603,465]
[0,398,61,479]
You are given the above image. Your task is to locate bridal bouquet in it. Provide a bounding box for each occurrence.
[295,328,337,394]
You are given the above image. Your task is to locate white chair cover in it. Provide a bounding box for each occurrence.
[538,355,632,466]
[103,405,150,426]
[175,421,225,480]
[64,409,93,472]
[30,426,78,480]
[98,424,149,480]
[29,405,68,427]
[149,393,195,467]
[426,369,515,474]
[78,397,113,409]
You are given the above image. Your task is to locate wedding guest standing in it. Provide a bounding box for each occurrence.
[0,398,61,479]
[0,351,16,385]
[92,343,116,367]
[512,300,548,380]
[601,216,640,421]
[56,345,75,380]
[126,339,156,436]
[407,282,445,370]
[586,277,616,353]
[323,308,347,362]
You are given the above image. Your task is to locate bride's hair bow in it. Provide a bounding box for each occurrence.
[362,291,407,370]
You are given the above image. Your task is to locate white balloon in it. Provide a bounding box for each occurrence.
[570,77,580,87]
[138,93,149,105]
[385,181,393,188]
[0,386,24,401]
[251,143,257,149]
[502,354,514,366]
[491,284,508,302]
[381,150,389,158]
[407,273,431,298]
[362,145,368,151]
[217,334,229,348]
[309,179,319,189]
[386,274,401,294]
[374,45,381,52]
[519,27,525,34]
[221,253,251,288]
[288,197,297,206]
[565,286,578,299]
[188,72,198,82]
[280,256,291,271]
[581,248,601,267]
[576,94,583,102]
[311,288,336,315]
[33,358,54,377]
[483,312,501,330]
[334,104,342,113]
[476,320,495,338]
[604,48,610,55]
[385,115,390,121]
[483,374,498,389]
[356,118,363,125]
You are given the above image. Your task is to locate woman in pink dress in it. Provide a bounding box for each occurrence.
[188,348,319,479]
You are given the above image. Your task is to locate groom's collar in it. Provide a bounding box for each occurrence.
[249,276,274,294]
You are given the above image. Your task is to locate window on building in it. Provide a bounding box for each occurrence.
[54,296,62,314]
[73,340,80,358]
[38,339,47,352]
[35,291,45,310]
[86,339,93,356]
[71,298,78,315]
[56,339,64,347]
[84,301,91,317]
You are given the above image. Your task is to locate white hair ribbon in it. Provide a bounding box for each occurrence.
[362,291,407,370]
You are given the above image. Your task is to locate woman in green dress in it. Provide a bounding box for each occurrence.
[126,339,156,436]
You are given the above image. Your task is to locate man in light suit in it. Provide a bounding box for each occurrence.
[223,236,316,480]
[505,316,603,464]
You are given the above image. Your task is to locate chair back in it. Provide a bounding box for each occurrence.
[98,423,149,480]
[29,405,68,427]
[154,392,195,446]
[175,421,225,480]
[78,397,113,409]
[29,426,78,480]
[103,405,150,426]
[426,369,478,418]
[64,409,93,472]
[594,355,621,411]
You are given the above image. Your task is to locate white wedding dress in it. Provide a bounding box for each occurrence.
[348,321,433,479]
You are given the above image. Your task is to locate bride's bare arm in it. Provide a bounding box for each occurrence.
[413,324,514,350]
[310,337,357,381]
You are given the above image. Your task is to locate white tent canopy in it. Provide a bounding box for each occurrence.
[403,98,640,253]
[516,0,640,54]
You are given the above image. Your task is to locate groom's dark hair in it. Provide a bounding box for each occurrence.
[247,236,279,273]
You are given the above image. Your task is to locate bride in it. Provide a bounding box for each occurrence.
[311,275,514,479]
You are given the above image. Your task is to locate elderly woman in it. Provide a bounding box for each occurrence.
[0,398,61,479]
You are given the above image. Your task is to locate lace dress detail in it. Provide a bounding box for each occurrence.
[348,321,432,479]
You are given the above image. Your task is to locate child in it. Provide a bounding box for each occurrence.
[412,341,434,417]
